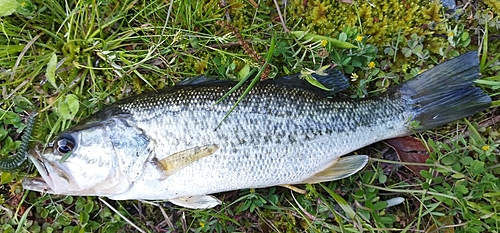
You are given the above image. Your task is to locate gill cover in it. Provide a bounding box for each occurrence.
[24,116,152,196]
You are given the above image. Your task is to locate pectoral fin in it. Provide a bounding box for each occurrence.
[154,144,219,177]
[300,155,368,184]
[169,195,222,209]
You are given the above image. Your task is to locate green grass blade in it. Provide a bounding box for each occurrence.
[214,68,256,105]
[291,31,358,49]
[319,183,357,220]
[216,36,276,128]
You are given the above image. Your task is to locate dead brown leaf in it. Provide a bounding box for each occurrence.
[425,215,456,233]
[384,136,433,178]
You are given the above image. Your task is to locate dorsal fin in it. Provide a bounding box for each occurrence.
[269,66,349,96]
[177,75,232,86]
[176,66,349,96]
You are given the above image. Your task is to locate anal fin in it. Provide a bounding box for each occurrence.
[299,155,368,184]
[169,195,222,209]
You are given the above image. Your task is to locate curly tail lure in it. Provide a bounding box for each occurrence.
[0,112,38,171]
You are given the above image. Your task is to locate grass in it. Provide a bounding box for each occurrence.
[1,0,499,232]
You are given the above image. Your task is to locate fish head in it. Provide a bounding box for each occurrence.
[23,123,132,196]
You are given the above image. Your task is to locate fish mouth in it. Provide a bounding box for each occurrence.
[22,145,74,194]
[22,176,52,193]
[22,145,55,193]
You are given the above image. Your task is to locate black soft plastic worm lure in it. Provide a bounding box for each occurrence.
[0,112,38,171]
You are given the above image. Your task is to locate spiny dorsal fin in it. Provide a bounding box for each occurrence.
[299,155,368,184]
[176,66,349,96]
[153,144,219,177]
[176,75,231,86]
[270,65,349,96]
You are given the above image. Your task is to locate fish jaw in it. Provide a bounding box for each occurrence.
[23,146,76,194]
[22,176,51,193]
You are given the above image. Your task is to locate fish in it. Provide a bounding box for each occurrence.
[21,52,491,209]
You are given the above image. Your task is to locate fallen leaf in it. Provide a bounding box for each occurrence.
[6,191,27,216]
[425,215,455,233]
[384,136,433,178]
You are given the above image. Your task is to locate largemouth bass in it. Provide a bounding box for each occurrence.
[21,52,491,209]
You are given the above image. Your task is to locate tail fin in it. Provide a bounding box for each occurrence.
[398,51,491,131]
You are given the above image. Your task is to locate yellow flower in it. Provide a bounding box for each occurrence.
[482,145,490,151]
[21,1,26,7]
[199,221,205,227]
[355,35,363,42]
[447,31,454,37]
[368,61,375,69]
[320,39,328,47]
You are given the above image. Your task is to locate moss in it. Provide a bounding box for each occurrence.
[427,37,447,54]
[310,1,329,25]
[288,0,448,45]
[194,58,209,74]
[227,0,258,30]
[88,0,497,80]
[421,1,443,23]
[483,0,500,14]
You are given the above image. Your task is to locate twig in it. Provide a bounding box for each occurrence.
[428,222,467,233]
[4,77,35,101]
[180,211,187,233]
[186,41,242,54]
[158,207,174,230]
[273,0,289,32]
[3,33,42,98]
[462,0,474,10]
[0,204,13,215]
[140,200,175,230]
[364,0,375,7]
[160,0,174,37]
[220,0,231,22]
[99,197,146,233]
[217,20,270,80]
[445,114,500,143]
[362,183,459,201]
[291,191,323,221]
[9,33,42,82]
[247,0,258,8]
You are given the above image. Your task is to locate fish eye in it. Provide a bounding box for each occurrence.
[55,135,75,154]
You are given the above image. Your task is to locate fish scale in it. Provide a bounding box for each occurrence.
[21,52,491,209]
[100,82,411,200]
